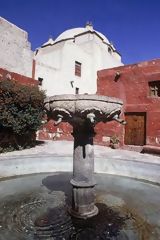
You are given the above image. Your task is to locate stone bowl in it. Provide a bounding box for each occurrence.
[44,94,123,123]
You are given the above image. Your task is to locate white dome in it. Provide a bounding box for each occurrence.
[55,27,110,44]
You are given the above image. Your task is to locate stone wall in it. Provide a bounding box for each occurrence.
[0,17,33,77]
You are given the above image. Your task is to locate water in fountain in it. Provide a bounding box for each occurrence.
[0,172,159,240]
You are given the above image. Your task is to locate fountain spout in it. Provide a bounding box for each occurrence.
[87,113,96,124]
[54,114,63,126]
[112,114,126,125]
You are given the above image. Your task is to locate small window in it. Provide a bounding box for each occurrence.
[149,81,160,97]
[75,61,81,77]
[38,77,43,86]
[75,87,79,94]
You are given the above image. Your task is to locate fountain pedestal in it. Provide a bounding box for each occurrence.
[69,120,98,218]
[44,94,124,219]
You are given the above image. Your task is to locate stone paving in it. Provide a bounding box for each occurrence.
[0,140,160,164]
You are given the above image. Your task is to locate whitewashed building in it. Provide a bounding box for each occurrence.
[0,17,123,95]
[0,17,33,78]
[34,23,123,96]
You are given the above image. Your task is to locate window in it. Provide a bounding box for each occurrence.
[149,81,160,97]
[75,61,81,77]
[75,87,79,94]
[38,77,43,86]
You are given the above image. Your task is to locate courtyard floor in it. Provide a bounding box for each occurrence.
[0,140,160,164]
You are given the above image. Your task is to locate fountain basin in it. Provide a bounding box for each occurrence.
[0,141,160,184]
[44,94,123,123]
[0,172,160,240]
[0,142,160,239]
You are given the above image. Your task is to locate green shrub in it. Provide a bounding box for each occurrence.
[0,77,46,152]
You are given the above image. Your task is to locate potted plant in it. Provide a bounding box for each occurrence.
[110,135,120,149]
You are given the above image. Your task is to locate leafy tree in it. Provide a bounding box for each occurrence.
[0,76,46,152]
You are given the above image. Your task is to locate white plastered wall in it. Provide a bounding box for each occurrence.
[0,17,33,77]
[35,31,123,96]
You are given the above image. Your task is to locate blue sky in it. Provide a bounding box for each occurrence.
[0,0,160,64]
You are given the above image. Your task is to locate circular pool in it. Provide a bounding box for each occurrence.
[0,172,159,239]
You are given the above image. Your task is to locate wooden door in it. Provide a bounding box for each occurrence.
[124,113,146,146]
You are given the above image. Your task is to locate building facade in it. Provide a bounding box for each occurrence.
[0,17,33,78]
[0,17,123,96]
[39,59,160,151]
[34,23,123,96]
[96,59,160,149]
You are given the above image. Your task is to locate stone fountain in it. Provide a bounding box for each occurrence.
[0,94,160,239]
[44,94,125,219]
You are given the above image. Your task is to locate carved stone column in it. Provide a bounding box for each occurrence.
[69,119,98,218]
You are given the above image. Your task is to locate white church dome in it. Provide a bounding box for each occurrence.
[55,23,110,44]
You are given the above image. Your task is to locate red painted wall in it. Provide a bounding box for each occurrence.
[0,67,38,86]
[37,120,73,141]
[97,59,160,147]
[38,59,160,148]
